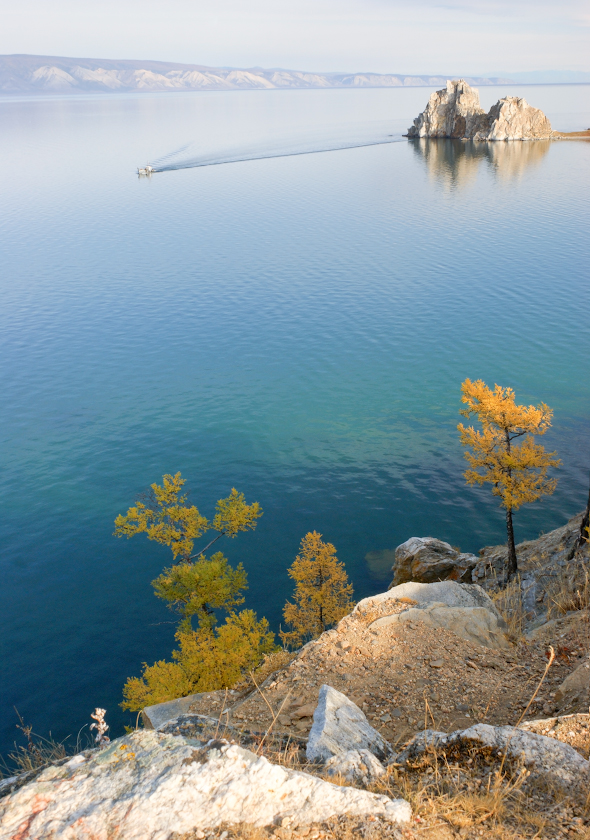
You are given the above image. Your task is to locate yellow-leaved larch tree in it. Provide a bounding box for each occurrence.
[280,531,354,648]
[114,473,276,711]
[458,379,560,580]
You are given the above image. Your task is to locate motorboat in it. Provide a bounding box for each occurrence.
[137,164,155,176]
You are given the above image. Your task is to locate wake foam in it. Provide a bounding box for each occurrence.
[150,122,403,172]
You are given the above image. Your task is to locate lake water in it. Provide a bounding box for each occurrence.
[1,85,589,757]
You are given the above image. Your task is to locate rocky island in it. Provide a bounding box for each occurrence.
[406,79,570,141]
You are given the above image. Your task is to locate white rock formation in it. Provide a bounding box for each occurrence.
[0,731,411,838]
[398,723,590,793]
[407,80,553,141]
[370,603,511,650]
[475,96,553,140]
[407,80,488,139]
[142,693,200,729]
[324,749,386,785]
[352,581,509,649]
[307,685,394,763]
[355,579,503,618]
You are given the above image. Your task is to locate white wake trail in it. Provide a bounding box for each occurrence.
[150,122,404,172]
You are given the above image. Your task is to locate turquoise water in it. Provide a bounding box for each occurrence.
[1,86,589,755]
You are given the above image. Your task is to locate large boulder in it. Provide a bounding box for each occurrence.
[0,730,411,837]
[475,96,552,141]
[391,536,477,585]
[406,79,487,139]
[142,691,213,729]
[354,581,509,650]
[398,723,590,794]
[356,579,503,619]
[370,603,510,650]
[407,79,553,141]
[307,685,394,764]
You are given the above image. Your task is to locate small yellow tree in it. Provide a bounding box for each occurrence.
[115,473,274,710]
[458,379,560,579]
[114,474,262,630]
[281,532,354,648]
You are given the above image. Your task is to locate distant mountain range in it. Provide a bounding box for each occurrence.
[0,54,514,94]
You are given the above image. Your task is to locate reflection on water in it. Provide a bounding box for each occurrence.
[364,548,397,580]
[412,139,552,188]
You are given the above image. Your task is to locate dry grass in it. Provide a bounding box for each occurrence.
[0,714,74,778]
[175,655,590,840]
[547,560,590,619]
[491,578,526,643]
[0,711,97,781]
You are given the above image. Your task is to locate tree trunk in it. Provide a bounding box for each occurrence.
[506,507,518,580]
[566,472,590,562]
[318,564,325,633]
[504,429,518,581]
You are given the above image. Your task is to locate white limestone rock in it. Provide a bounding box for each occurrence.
[307,685,394,764]
[142,691,211,729]
[398,723,590,793]
[475,96,552,141]
[355,579,504,621]
[370,603,511,650]
[324,749,386,785]
[0,730,411,838]
[407,79,487,139]
[407,80,553,141]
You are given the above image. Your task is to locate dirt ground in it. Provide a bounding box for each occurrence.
[178,598,590,839]
[187,601,590,755]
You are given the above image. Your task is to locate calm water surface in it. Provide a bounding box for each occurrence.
[1,85,589,754]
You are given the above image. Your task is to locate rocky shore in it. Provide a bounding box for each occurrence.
[1,514,589,839]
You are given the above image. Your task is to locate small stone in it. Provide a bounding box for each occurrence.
[429,660,444,669]
[278,715,292,726]
[324,749,386,785]
[392,709,403,718]
[456,704,469,713]
[291,704,316,720]
[380,714,392,723]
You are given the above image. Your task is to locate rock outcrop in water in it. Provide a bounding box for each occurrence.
[407,79,553,141]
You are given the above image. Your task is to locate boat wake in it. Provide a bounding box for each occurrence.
[147,122,404,173]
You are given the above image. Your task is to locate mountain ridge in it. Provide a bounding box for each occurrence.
[0,54,513,94]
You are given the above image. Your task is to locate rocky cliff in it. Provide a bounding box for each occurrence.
[407,79,553,141]
[2,533,589,837]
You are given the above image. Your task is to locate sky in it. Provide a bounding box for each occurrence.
[1,0,589,75]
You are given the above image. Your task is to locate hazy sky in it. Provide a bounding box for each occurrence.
[1,0,589,74]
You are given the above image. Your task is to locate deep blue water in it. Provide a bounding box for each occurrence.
[1,85,589,758]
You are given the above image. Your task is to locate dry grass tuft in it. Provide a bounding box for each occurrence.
[547,560,590,619]
[1,714,71,778]
[492,578,526,643]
